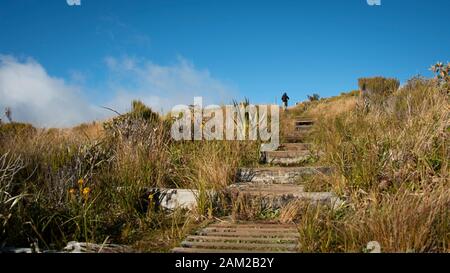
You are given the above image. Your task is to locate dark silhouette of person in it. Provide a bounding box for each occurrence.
[281,92,290,110]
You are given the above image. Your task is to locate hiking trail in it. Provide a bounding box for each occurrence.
[172,118,339,253]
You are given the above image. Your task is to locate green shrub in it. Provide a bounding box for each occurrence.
[308,94,321,102]
[0,153,26,245]
[130,100,160,122]
[340,90,360,97]
[358,77,400,95]
[0,122,36,138]
[431,62,450,93]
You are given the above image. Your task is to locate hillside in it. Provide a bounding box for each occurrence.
[1,74,449,253]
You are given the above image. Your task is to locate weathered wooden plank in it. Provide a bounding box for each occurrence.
[184,235,298,244]
[266,150,311,157]
[172,247,295,253]
[231,184,305,194]
[203,227,298,233]
[279,143,312,151]
[197,231,300,238]
[181,241,298,251]
[295,119,315,126]
[209,223,296,228]
[237,166,332,184]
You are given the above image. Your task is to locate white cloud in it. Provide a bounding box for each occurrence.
[0,55,106,128]
[103,56,237,114]
[0,55,237,127]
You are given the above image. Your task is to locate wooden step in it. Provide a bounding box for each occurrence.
[295,125,313,132]
[196,230,300,238]
[209,222,295,228]
[172,247,295,253]
[284,131,309,137]
[283,136,306,143]
[237,166,332,184]
[181,241,298,251]
[264,150,312,165]
[228,183,339,209]
[278,143,312,151]
[295,119,315,126]
[172,221,300,253]
[185,235,298,244]
[266,150,311,158]
[282,132,309,143]
[228,183,305,195]
[202,227,298,233]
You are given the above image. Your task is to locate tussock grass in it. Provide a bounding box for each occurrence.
[296,183,450,253]
[0,101,259,251]
[294,76,450,252]
[0,73,448,253]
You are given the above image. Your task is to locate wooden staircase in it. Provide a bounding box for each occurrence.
[172,118,339,253]
[172,221,300,253]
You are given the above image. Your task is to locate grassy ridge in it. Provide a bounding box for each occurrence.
[0,72,449,252]
[293,76,450,252]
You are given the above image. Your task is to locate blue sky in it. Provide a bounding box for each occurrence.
[0,0,449,127]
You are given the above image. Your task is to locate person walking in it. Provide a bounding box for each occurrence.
[281,92,290,111]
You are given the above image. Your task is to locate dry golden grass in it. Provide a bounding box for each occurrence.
[295,77,450,252]
[69,121,105,140]
[280,95,357,141]
[297,183,450,253]
[1,77,448,252]
[304,96,357,118]
[0,101,260,250]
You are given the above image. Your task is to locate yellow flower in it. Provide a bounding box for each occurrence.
[148,194,154,200]
[69,188,76,195]
[82,187,91,196]
[78,178,85,186]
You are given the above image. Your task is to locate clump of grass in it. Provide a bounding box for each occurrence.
[226,190,284,221]
[313,76,448,193]
[0,122,36,139]
[301,173,332,192]
[229,192,266,221]
[0,99,260,251]
[0,152,26,245]
[179,140,259,218]
[297,183,450,253]
[295,74,450,252]
[279,201,307,224]
[358,76,400,98]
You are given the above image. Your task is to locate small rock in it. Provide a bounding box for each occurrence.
[63,241,133,253]
[366,241,381,253]
[0,247,33,254]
